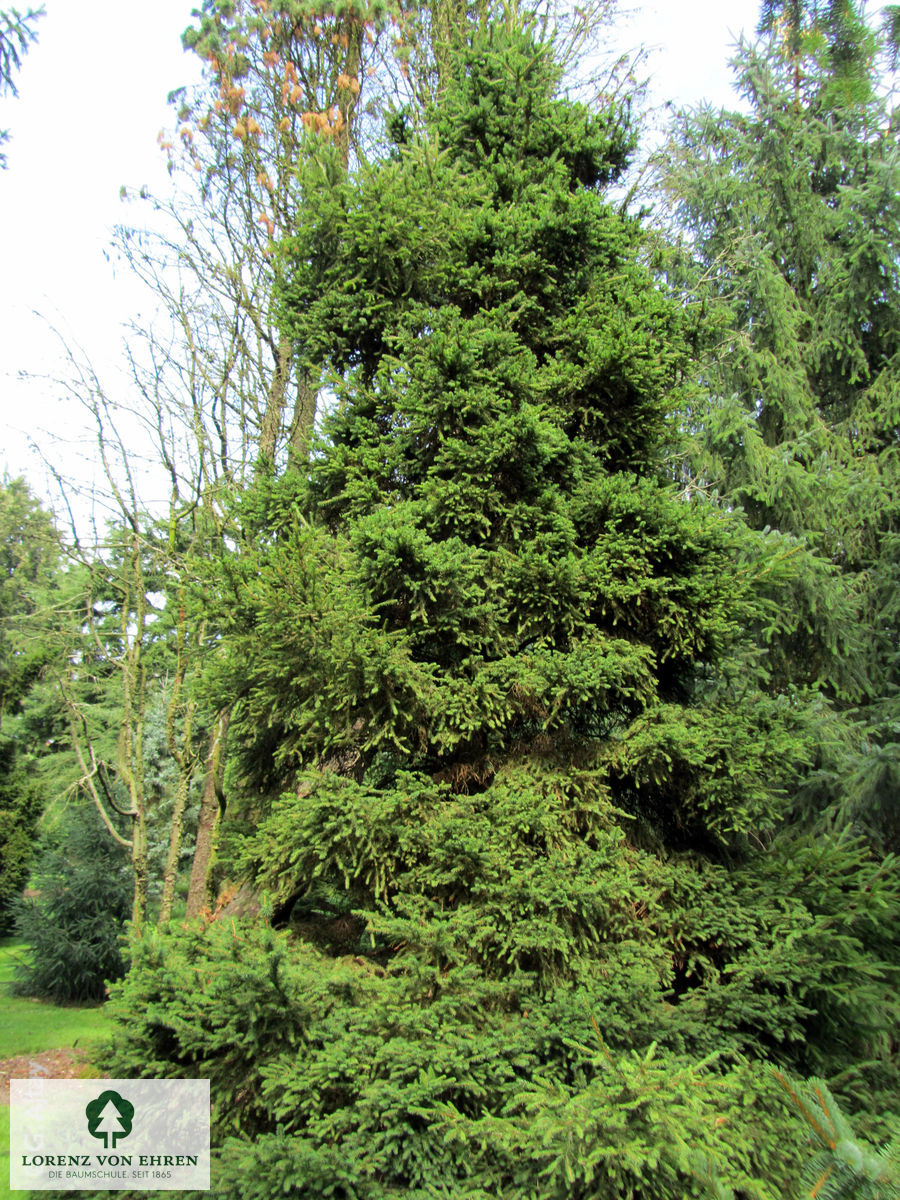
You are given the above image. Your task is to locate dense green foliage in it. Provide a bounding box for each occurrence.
[105,921,803,1198]
[3,1,896,1196]
[0,476,60,932]
[662,8,900,850]
[13,806,132,1003]
[0,476,59,728]
[769,1074,900,1200]
[0,738,43,935]
[92,19,900,1199]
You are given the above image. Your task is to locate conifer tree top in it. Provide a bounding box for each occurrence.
[225,26,765,856]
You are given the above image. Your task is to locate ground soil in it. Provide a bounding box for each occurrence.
[0,1048,92,1104]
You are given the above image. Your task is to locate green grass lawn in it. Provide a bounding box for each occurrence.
[1,1113,13,1200]
[0,940,113,1059]
[1,1114,11,1200]
[1,938,115,1200]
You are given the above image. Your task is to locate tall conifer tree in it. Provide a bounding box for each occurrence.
[662,5,900,845]
[100,21,900,1197]
[0,477,60,931]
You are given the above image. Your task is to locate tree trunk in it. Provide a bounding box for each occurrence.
[287,369,319,468]
[257,340,293,467]
[185,709,230,920]
[158,764,191,924]
[131,809,148,929]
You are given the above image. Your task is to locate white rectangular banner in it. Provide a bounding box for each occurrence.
[10,1078,210,1191]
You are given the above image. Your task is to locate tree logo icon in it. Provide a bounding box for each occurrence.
[85,1090,134,1149]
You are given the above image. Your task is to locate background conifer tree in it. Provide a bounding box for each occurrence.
[13,804,131,1004]
[0,476,60,931]
[661,3,900,848]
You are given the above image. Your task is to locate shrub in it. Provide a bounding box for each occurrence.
[14,807,132,1003]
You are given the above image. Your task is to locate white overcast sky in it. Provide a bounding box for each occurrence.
[0,0,763,524]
